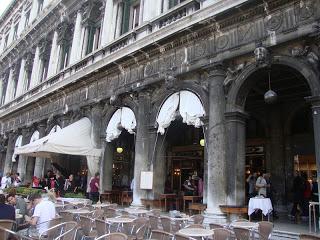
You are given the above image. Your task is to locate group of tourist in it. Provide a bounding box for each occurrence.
[0,172,22,189]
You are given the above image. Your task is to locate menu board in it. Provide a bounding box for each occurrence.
[140,171,153,189]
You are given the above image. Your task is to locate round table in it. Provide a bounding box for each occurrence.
[105,217,135,232]
[66,209,91,214]
[248,197,273,221]
[230,221,258,229]
[92,203,111,208]
[178,228,213,238]
[170,217,190,221]
[124,208,149,215]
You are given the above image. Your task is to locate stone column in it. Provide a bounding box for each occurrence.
[205,66,227,220]
[202,117,209,204]
[268,107,285,207]
[101,0,114,45]
[16,58,26,97]
[33,123,46,178]
[163,0,169,12]
[149,128,166,199]
[101,140,114,192]
[47,31,59,77]
[29,0,39,24]
[30,47,40,89]
[0,36,5,53]
[0,75,4,105]
[17,128,30,182]
[132,92,151,206]
[3,133,15,175]
[70,10,83,64]
[309,97,320,221]
[115,2,124,38]
[4,67,15,103]
[110,2,118,41]
[225,111,247,207]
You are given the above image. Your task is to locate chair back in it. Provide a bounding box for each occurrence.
[40,221,77,240]
[213,228,232,240]
[300,234,320,240]
[209,223,225,230]
[96,218,109,237]
[93,209,104,219]
[175,233,198,240]
[233,227,250,240]
[190,214,204,224]
[0,226,33,240]
[150,209,161,217]
[150,230,174,240]
[59,211,74,221]
[104,208,117,218]
[149,215,159,230]
[55,221,78,240]
[258,221,273,239]
[95,232,128,240]
[185,224,204,229]
[160,216,172,233]
[79,215,93,235]
[0,219,15,230]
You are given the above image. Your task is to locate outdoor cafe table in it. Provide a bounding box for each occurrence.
[57,197,90,205]
[170,216,190,228]
[248,197,273,221]
[105,217,135,232]
[92,203,111,208]
[124,208,149,216]
[178,228,213,238]
[230,221,258,229]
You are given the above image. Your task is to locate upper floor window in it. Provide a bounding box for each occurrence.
[13,24,19,41]
[121,0,141,35]
[37,0,44,14]
[169,0,186,8]
[25,10,31,27]
[3,34,9,48]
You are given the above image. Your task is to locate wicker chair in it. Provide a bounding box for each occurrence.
[189,214,204,224]
[0,226,33,240]
[213,228,232,240]
[150,209,161,217]
[150,230,174,240]
[104,208,117,218]
[60,211,75,221]
[252,232,268,240]
[149,216,160,230]
[93,209,105,219]
[79,215,97,239]
[233,227,251,240]
[209,223,225,230]
[0,219,16,230]
[258,221,273,239]
[96,218,111,236]
[160,216,173,233]
[39,221,77,240]
[300,234,320,240]
[95,232,128,240]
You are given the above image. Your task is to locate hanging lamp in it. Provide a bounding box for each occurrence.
[264,70,278,104]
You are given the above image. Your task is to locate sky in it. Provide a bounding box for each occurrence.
[0,0,14,18]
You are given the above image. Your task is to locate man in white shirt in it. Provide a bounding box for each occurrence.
[27,193,56,235]
[255,173,268,197]
[1,172,12,189]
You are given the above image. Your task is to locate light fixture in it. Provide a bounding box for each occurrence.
[200,139,205,147]
[116,147,123,154]
[264,70,277,104]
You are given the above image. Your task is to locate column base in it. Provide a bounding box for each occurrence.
[130,201,145,208]
[204,208,227,224]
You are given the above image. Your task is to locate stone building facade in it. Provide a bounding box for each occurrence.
[0,0,320,217]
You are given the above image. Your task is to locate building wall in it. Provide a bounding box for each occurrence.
[0,0,320,215]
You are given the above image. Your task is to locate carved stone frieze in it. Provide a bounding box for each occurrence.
[265,11,283,31]
[294,0,315,22]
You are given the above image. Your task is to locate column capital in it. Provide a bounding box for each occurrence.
[202,62,226,78]
[225,111,249,123]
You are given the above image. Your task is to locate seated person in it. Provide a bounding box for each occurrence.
[26,193,56,235]
[64,174,78,193]
[7,193,28,218]
[0,194,15,221]
[183,175,195,196]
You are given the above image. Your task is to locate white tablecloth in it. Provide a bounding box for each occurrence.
[248,197,273,216]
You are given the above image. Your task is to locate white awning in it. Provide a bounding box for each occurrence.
[106,107,136,142]
[14,118,103,158]
[156,91,205,134]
